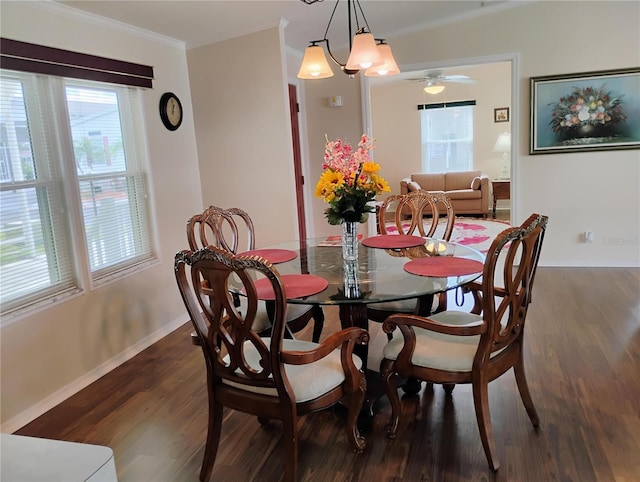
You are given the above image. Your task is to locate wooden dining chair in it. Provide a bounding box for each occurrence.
[367,191,456,331]
[186,206,325,342]
[174,246,368,482]
[378,215,548,471]
[461,213,548,314]
[378,190,455,239]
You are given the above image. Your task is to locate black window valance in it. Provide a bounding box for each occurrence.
[418,100,476,110]
[0,38,154,88]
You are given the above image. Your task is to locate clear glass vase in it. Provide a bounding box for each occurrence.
[343,259,360,299]
[341,221,359,261]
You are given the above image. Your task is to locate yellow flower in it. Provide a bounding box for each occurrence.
[315,170,344,202]
[361,161,381,174]
[371,174,390,193]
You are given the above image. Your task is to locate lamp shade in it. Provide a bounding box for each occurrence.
[297,45,334,79]
[364,43,400,77]
[345,31,383,70]
[493,132,511,152]
[424,84,445,95]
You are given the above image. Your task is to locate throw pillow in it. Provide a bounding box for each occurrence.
[470,177,481,190]
[407,181,421,192]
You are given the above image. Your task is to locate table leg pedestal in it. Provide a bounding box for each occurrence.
[338,303,370,369]
[338,303,381,429]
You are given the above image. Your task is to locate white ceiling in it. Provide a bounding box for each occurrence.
[57,0,515,52]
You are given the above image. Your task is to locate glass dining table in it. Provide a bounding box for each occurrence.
[237,235,485,425]
[249,236,485,369]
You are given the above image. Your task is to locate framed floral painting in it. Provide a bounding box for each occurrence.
[530,67,640,154]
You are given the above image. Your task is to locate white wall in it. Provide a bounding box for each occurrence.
[0,2,203,429]
[300,1,640,267]
[187,25,299,246]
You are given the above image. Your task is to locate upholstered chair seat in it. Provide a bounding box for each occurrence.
[382,311,510,372]
[223,338,363,402]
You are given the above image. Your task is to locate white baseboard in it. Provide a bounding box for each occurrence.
[1,317,189,434]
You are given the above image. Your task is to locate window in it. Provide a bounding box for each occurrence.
[420,101,475,172]
[0,70,155,317]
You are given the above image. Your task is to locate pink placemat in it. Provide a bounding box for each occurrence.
[248,274,329,300]
[238,248,297,264]
[404,257,484,277]
[362,234,425,249]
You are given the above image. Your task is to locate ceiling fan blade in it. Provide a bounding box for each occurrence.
[445,78,476,84]
[443,74,471,80]
[406,73,476,84]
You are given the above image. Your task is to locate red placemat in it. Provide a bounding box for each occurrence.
[404,257,484,277]
[238,248,297,264]
[248,274,329,300]
[362,234,425,249]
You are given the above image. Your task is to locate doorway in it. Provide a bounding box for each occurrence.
[363,54,518,224]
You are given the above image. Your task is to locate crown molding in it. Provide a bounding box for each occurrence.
[28,1,186,50]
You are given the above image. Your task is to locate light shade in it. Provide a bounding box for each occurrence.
[424,84,445,95]
[345,31,383,71]
[493,132,511,152]
[297,45,334,79]
[364,43,400,77]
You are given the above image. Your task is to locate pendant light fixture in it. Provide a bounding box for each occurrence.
[297,0,400,79]
[364,40,400,77]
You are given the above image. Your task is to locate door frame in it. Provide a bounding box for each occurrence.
[287,78,315,239]
[288,83,307,241]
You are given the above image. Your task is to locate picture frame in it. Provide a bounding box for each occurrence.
[530,67,640,154]
[494,107,509,123]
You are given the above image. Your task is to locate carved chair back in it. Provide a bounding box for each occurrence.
[378,191,455,240]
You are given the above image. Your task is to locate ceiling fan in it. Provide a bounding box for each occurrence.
[408,71,476,94]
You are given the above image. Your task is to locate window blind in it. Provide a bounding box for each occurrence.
[66,81,154,281]
[420,103,475,172]
[0,73,78,312]
[0,70,156,318]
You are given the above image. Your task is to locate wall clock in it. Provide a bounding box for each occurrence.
[159,92,183,131]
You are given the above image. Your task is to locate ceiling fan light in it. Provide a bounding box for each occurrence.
[297,45,334,79]
[424,84,445,95]
[345,31,383,71]
[364,43,400,77]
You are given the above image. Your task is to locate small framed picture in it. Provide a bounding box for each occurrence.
[494,107,509,123]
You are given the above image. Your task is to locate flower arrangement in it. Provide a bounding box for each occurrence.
[315,134,390,225]
[548,85,626,136]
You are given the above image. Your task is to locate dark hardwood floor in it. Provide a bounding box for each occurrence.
[15,267,640,482]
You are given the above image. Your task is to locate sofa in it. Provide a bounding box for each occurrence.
[400,170,490,217]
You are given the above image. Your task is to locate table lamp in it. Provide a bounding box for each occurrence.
[493,132,511,179]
